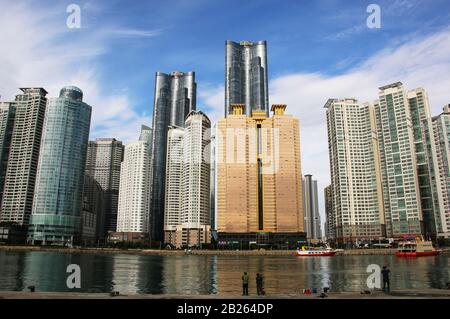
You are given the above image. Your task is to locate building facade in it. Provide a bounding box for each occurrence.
[374,83,425,237]
[150,71,196,242]
[423,105,450,238]
[225,40,269,116]
[216,104,305,247]
[82,174,105,245]
[85,138,124,238]
[324,185,334,241]
[28,86,92,245]
[0,88,48,240]
[303,175,321,240]
[325,98,385,244]
[0,102,16,204]
[164,111,211,248]
[116,126,152,236]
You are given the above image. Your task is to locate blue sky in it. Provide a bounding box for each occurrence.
[2,0,450,225]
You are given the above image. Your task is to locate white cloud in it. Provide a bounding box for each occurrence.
[0,1,153,144]
[200,28,450,231]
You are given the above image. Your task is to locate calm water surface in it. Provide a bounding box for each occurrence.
[0,251,449,294]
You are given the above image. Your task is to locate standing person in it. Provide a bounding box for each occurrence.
[259,274,265,295]
[242,272,249,296]
[256,273,262,295]
[381,266,390,293]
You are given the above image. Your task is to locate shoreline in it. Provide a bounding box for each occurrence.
[1,289,450,299]
[1,245,449,256]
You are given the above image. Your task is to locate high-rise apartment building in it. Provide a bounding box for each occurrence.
[0,102,16,204]
[164,111,211,248]
[302,175,321,240]
[217,104,305,246]
[324,185,334,241]
[86,138,124,238]
[0,88,47,235]
[116,125,152,235]
[225,40,269,116]
[325,98,385,244]
[374,83,426,237]
[423,105,450,238]
[28,86,92,245]
[150,71,196,242]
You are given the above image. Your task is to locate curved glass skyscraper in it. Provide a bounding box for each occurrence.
[225,40,269,116]
[28,86,92,245]
[150,71,196,241]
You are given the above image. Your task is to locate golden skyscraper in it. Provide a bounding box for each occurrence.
[216,104,305,246]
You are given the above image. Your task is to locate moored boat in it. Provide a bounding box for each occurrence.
[294,246,336,257]
[395,239,440,257]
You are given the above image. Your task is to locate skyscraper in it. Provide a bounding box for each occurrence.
[0,88,47,237]
[28,86,92,245]
[324,185,334,241]
[374,83,426,237]
[82,174,105,245]
[86,138,124,238]
[217,104,305,246]
[150,71,196,242]
[325,98,385,244]
[0,102,16,204]
[164,111,211,248]
[116,125,152,235]
[303,175,321,240]
[423,105,450,238]
[225,40,269,116]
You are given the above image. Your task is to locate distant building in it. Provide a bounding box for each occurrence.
[116,125,152,236]
[324,185,335,241]
[217,104,305,247]
[423,105,450,238]
[164,111,211,248]
[28,86,91,245]
[82,174,105,245]
[0,88,48,242]
[225,40,269,116]
[150,71,196,242]
[86,138,124,239]
[303,175,321,240]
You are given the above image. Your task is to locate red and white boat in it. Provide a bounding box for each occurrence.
[395,239,440,257]
[294,246,336,257]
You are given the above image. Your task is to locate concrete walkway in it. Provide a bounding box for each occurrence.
[1,289,449,299]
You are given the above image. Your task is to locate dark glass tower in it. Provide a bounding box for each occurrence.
[225,40,269,116]
[150,71,196,241]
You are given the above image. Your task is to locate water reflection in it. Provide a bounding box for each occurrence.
[0,251,449,294]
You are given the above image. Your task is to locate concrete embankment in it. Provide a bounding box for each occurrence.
[1,289,450,299]
[0,245,448,256]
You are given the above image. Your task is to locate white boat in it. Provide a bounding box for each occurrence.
[294,246,336,257]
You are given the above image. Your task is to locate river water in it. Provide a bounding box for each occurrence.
[0,251,449,295]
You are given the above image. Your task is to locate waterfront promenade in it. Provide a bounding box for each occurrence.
[1,289,450,299]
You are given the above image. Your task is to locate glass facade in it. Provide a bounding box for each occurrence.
[28,86,92,245]
[150,71,196,241]
[225,40,269,116]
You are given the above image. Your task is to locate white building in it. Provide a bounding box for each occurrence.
[116,126,152,235]
[164,111,211,248]
[325,98,385,244]
[423,105,450,238]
